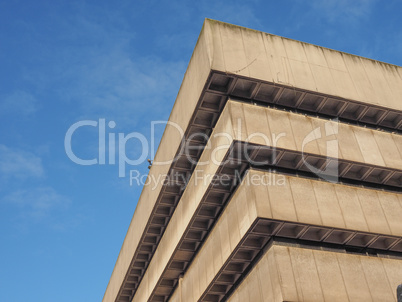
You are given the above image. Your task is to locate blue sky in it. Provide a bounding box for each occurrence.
[0,0,401,301]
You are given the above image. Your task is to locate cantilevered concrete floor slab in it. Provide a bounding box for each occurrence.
[226,243,402,302]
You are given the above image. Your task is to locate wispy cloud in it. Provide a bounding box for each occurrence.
[2,186,70,220]
[70,52,187,125]
[308,0,377,24]
[198,1,262,30]
[0,145,74,229]
[21,11,188,128]
[0,144,44,180]
[0,90,38,116]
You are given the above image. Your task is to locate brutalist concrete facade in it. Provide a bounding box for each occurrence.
[103,19,402,302]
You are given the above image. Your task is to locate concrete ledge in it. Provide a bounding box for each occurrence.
[225,101,402,171]
[228,243,402,302]
[205,19,402,112]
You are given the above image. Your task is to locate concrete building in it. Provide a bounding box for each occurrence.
[103,19,402,302]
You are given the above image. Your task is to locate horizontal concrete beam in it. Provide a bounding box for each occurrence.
[225,101,402,171]
[204,19,402,112]
[228,243,402,302]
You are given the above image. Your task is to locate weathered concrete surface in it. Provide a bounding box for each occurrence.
[112,99,402,301]
[103,19,402,302]
[139,164,402,301]
[204,19,402,111]
[166,169,402,301]
[228,244,402,302]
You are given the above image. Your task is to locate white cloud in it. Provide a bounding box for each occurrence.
[0,144,44,179]
[2,186,70,220]
[72,52,186,123]
[25,13,188,128]
[198,1,262,30]
[0,90,38,116]
[308,0,377,23]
